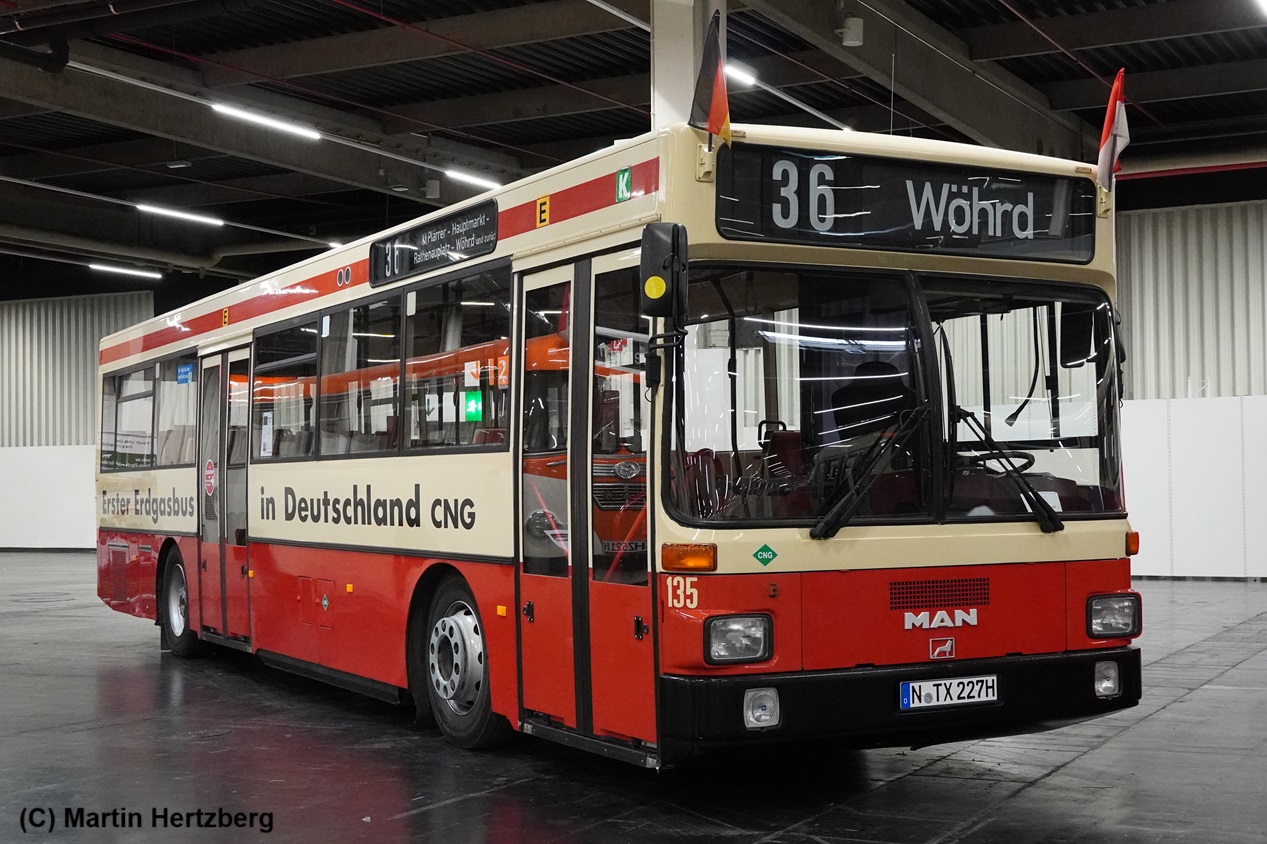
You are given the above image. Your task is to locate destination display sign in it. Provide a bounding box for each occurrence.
[716,144,1095,264]
[370,199,499,286]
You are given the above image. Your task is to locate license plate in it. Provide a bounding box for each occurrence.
[900,675,998,710]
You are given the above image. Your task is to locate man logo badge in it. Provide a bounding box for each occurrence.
[930,638,955,659]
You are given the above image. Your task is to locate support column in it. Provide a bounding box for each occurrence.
[650,0,725,130]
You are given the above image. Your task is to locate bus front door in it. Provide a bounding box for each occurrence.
[518,267,578,728]
[197,347,252,644]
[517,254,656,748]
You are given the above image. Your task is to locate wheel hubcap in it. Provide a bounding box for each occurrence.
[428,601,484,715]
[167,564,188,638]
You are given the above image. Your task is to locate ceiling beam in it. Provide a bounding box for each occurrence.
[963,0,1267,62]
[118,172,359,207]
[743,0,1096,158]
[201,0,650,87]
[0,99,46,120]
[1043,59,1267,112]
[65,40,523,174]
[382,50,855,134]
[0,138,225,180]
[0,61,449,198]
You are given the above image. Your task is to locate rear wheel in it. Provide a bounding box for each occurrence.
[420,575,511,749]
[161,552,203,658]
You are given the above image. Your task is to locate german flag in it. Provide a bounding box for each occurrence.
[689,10,731,146]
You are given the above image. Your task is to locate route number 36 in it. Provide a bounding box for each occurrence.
[665,576,698,609]
[772,158,836,233]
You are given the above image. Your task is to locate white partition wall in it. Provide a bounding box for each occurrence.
[0,291,152,549]
[1240,396,1267,579]
[1121,397,1267,579]
[1120,400,1172,577]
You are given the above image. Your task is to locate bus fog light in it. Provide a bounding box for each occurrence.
[1087,594,1140,638]
[1094,661,1120,698]
[706,615,772,664]
[743,687,780,729]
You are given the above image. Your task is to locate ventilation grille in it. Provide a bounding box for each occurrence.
[889,577,990,610]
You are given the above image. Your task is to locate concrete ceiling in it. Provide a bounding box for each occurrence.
[1,0,1265,298]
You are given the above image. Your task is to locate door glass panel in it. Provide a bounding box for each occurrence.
[521,283,571,577]
[591,267,648,585]
[199,364,221,544]
[225,356,250,546]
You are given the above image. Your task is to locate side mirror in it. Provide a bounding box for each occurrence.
[1059,303,1095,368]
[640,223,688,319]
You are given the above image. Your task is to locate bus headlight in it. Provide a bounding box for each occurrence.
[705,615,772,664]
[1087,594,1140,638]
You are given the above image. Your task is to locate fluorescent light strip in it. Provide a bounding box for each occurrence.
[725,63,852,132]
[211,103,322,141]
[89,263,163,279]
[136,204,225,227]
[445,169,501,190]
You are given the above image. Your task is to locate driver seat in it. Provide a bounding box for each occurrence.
[832,360,915,439]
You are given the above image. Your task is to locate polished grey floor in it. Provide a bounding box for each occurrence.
[1,552,1264,843]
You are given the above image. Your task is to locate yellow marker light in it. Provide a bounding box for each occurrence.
[662,543,717,572]
[496,605,508,617]
[644,274,667,300]
[1126,531,1140,556]
[346,583,354,593]
[247,570,254,578]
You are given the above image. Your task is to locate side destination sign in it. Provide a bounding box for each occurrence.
[370,199,498,287]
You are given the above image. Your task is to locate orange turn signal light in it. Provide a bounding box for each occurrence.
[1125,531,1140,556]
[662,543,717,572]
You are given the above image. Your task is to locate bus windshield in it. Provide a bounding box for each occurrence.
[668,265,1122,527]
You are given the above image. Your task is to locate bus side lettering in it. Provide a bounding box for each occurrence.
[431,498,476,530]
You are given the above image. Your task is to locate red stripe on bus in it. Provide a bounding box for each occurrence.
[100,260,371,365]
[499,158,659,239]
[99,158,659,366]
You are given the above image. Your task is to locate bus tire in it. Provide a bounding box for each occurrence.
[422,575,511,749]
[161,551,203,658]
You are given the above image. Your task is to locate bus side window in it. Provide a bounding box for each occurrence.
[100,374,118,471]
[155,355,197,466]
[253,322,318,460]
[108,368,155,469]
[405,264,512,450]
[319,296,401,456]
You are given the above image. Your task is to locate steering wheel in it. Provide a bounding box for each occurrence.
[965,450,1035,474]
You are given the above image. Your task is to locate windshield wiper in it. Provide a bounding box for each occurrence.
[955,407,1064,533]
[810,405,928,540]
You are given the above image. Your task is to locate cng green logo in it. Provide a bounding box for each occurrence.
[753,544,778,566]
[616,167,632,202]
[321,594,329,611]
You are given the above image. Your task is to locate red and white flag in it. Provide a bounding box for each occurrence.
[1096,68,1129,190]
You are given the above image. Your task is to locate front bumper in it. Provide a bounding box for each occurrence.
[659,647,1140,761]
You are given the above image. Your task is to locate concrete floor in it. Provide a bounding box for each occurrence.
[1,552,1265,844]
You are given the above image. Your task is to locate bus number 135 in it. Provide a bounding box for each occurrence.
[666,576,698,609]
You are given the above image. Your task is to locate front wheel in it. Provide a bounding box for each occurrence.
[161,552,203,658]
[420,575,511,749]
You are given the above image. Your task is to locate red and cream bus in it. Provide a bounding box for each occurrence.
[97,122,1141,767]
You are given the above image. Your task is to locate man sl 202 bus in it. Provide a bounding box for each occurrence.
[97,122,1142,768]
